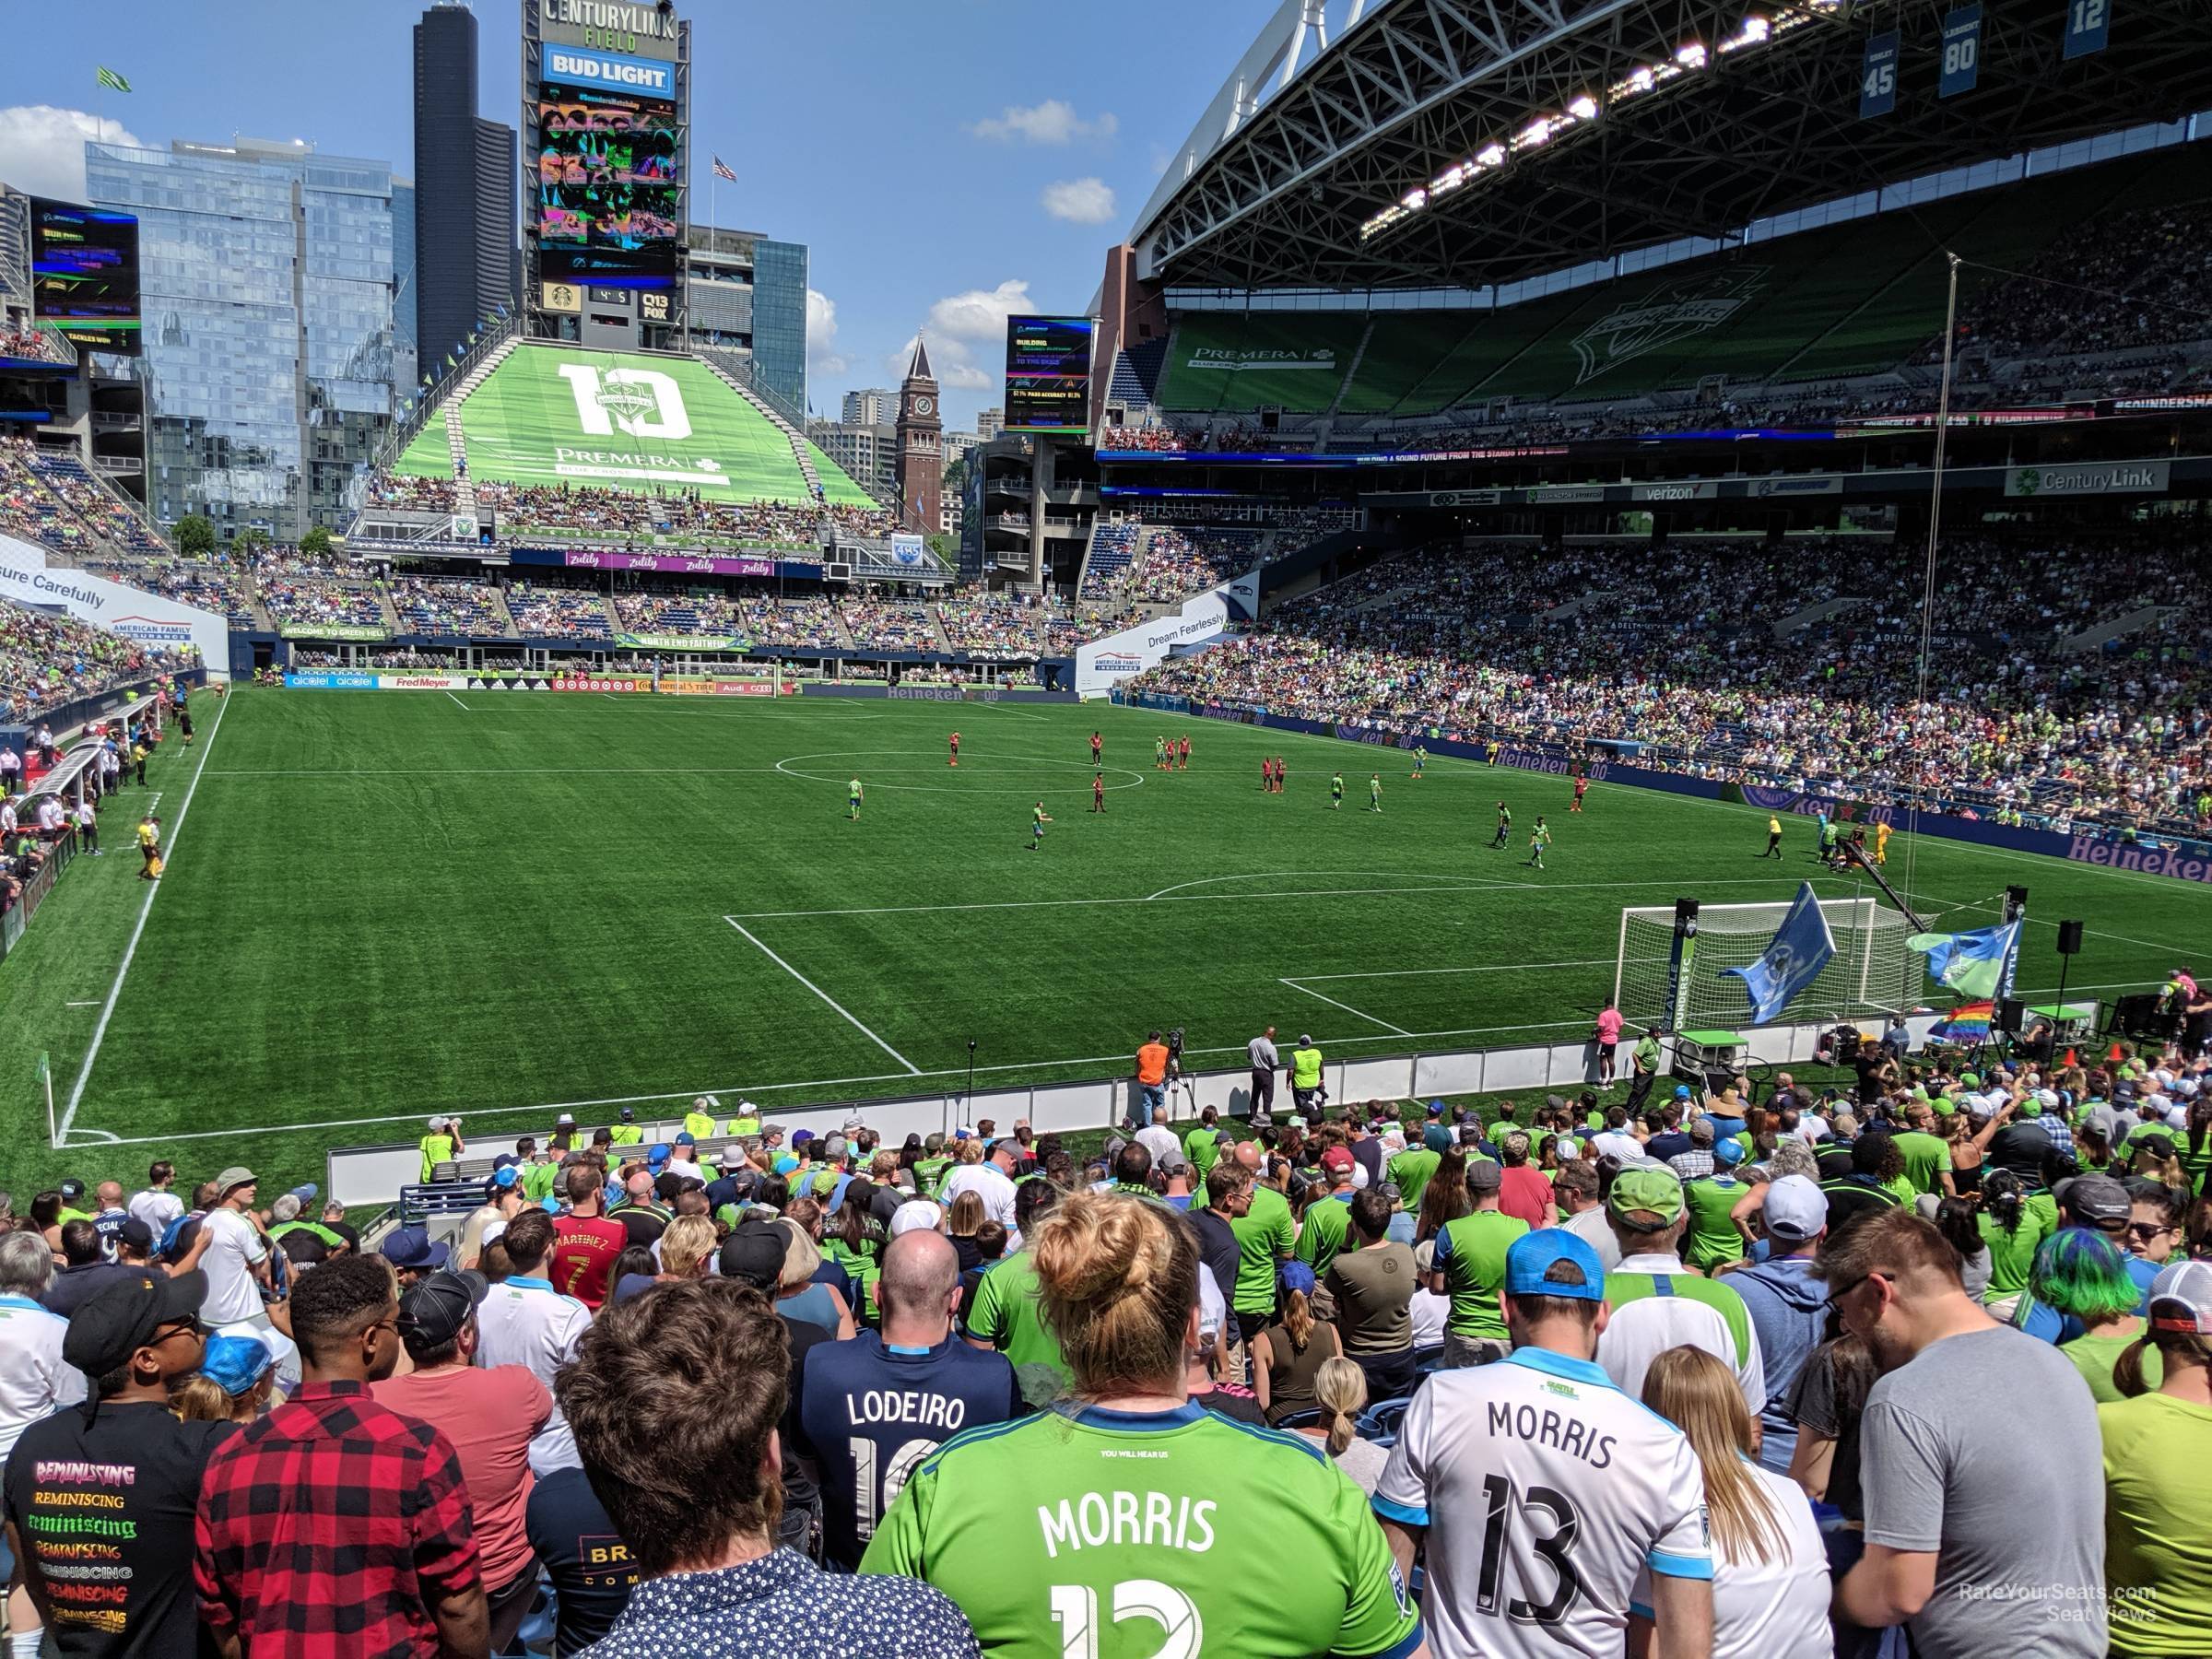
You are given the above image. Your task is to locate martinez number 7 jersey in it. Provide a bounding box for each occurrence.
[1371,1348,1712,1659]
[860,1400,1423,1659]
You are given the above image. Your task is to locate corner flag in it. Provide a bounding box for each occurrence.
[97,66,133,93]
[1909,920,2022,1001]
[1721,881,1836,1023]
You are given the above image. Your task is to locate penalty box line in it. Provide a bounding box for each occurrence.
[1277,956,1620,1039]
[721,916,921,1075]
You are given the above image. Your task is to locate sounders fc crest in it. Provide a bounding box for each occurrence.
[1570,267,1770,385]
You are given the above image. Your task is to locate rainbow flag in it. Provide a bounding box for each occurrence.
[1928,1000,1994,1044]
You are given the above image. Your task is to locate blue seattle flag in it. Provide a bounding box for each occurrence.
[1722,882,1837,1023]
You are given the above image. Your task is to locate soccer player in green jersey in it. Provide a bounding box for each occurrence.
[1526,815,1551,869]
[848,776,863,821]
[864,1191,1424,1659]
[1489,800,1512,848]
[1411,745,1427,780]
[1026,801,1053,850]
[1331,771,1345,809]
[1369,773,1383,812]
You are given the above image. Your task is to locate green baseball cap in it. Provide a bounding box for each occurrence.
[1933,1098,1958,1117]
[1606,1164,1684,1226]
[1959,1073,1980,1088]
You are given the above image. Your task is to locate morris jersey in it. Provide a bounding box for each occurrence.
[862,1401,1423,1659]
[1372,1348,1712,1659]
[794,1332,1020,1570]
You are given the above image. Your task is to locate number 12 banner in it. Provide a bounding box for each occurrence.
[2064,0,2111,58]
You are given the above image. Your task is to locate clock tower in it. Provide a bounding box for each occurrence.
[894,334,943,535]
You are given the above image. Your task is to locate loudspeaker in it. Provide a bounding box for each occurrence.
[2057,920,2085,956]
[1994,998,2026,1035]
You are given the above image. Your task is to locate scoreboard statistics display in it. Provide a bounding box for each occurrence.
[29,200,141,355]
[1005,315,1095,434]
[535,43,681,288]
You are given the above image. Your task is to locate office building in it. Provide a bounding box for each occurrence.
[841,387,896,426]
[87,136,397,541]
[413,4,517,369]
[974,406,1004,440]
[392,177,418,393]
[806,418,898,503]
[686,226,808,413]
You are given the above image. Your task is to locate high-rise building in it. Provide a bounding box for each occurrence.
[894,335,942,536]
[684,227,807,412]
[86,136,397,542]
[391,177,418,393]
[841,388,896,426]
[806,418,898,503]
[413,4,517,368]
[974,406,1004,441]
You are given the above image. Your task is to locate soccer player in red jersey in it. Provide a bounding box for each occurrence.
[948,731,960,768]
[1090,731,1102,765]
[1572,774,1589,812]
[1261,756,1274,792]
[1092,771,1106,813]
[1178,735,1191,770]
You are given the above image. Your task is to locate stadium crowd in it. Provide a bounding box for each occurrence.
[252,552,388,634]
[935,592,1047,658]
[7,1030,2212,1655]
[391,577,514,638]
[838,599,938,653]
[1134,535,2212,837]
[465,484,896,549]
[0,598,196,723]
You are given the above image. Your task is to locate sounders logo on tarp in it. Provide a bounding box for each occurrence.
[557,362,692,441]
[1187,347,1338,373]
[1571,267,1769,385]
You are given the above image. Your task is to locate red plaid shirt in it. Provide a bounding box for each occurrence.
[194,1379,482,1657]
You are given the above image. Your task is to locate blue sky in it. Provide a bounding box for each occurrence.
[0,0,1277,429]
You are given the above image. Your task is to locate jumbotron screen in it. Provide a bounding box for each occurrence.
[29,199,142,355]
[535,44,681,288]
[1005,315,1095,434]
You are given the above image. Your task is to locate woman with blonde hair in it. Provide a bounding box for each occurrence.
[1631,1346,1830,1659]
[172,1333,276,1425]
[1289,1356,1388,1494]
[656,1214,719,1281]
[859,1192,1424,1657]
[1252,1260,1344,1424]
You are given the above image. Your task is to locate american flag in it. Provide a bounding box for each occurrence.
[712,156,736,182]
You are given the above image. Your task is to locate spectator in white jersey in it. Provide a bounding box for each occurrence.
[1374,1229,1714,1659]
[1635,1346,1830,1659]
[1821,1208,2105,1659]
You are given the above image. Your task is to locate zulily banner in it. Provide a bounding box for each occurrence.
[559,550,776,578]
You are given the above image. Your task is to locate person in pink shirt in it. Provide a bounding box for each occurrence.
[370,1267,552,1653]
[1495,1131,1556,1230]
[1594,1001,1626,1084]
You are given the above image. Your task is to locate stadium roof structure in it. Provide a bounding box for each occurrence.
[1130,0,2212,292]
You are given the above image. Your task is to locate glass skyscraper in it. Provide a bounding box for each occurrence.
[684,227,808,414]
[86,137,397,542]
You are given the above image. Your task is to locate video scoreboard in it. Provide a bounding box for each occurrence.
[1004,315,1095,435]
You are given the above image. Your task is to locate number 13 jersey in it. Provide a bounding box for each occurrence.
[1371,1347,1712,1659]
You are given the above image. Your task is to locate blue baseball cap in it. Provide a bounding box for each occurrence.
[1279,1261,1317,1296]
[379,1225,448,1271]
[1674,1085,1692,1100]
[198,1333,273,1396]
[1714,1139,1745,1168]
[1503,1230,1606,1302]
[646,1145,671,1168]
[487,1166,520,1192]
[676,1131,696,1146]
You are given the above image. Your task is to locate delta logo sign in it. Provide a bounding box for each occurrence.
[1571,267,1770,385]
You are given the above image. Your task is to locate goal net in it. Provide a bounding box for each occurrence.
[1615,897,1917,1031]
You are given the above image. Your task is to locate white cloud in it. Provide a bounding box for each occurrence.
[926,279,1034,343]
[806,287,848,377]
[887,332,994,391]
[1041,177,1117,225]
[968,100,1116,145]
[0,106,143,202]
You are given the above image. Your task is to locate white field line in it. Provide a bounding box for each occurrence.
[1146,868,1517,900]
[722,916,921,1074]
[56,690,232,1147]
[444,691,470,710]
[1277,978,1412,1036]
[1291,958,1619,982]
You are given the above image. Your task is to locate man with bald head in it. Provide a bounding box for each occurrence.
[793,1228,1021,1569]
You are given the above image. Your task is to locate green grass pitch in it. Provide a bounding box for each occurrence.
[6,688,2206,1198]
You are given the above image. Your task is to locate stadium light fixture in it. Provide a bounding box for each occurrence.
[1356,0,1851,243]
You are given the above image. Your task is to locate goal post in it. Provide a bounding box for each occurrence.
[1615,895,1917,1030]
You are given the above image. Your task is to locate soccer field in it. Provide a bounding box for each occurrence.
[6,689,2207,1194]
